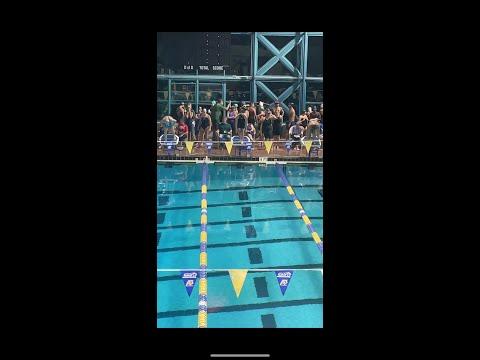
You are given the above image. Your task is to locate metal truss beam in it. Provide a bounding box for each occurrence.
[257,32,322,36]
[256,80,301,112]
[258,32,306,36]
[256,35,302,77]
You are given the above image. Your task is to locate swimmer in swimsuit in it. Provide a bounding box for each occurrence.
[235,106,248,139]
[197,108,212,145]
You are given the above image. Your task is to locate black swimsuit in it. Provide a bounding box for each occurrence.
[273,118,282,136]
[263,118,273,139]
[200,116,210,129]
[237,114,246,129]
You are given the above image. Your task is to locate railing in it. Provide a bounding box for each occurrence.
[157,139,322,159]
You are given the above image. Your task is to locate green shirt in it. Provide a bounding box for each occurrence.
[218,122,232,135]
[211,103,227,124]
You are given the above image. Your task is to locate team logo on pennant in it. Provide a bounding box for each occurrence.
[275,270,293,295]
[180,271,199,296]
[264,140,273,154]
[225,141,233,155]
[185,141,194,154]
[304,140,312,154]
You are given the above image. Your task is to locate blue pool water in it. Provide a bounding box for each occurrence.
[157,163,323,328]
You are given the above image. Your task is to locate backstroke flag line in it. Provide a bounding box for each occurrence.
[264,140,273,154]
[185,141,194,154]
[304,140,312,154]
[228,270,248,298]
[275,270,293,295]
[225,141,233,155]
[180,270,199,296]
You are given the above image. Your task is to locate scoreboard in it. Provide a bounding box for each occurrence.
[160,32,231,72]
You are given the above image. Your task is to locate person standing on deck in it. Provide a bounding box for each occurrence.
[248,102,257,127]
[177,118,189,142]
[176,102,186,121]
[261,109,274,141]
[195,106,203,140]
[197,108,212,147]
[288,103,296,127]
[227,105,237,134]
[256,110,266,141]
[299,110,309,128]
[309,105,320,120]
[235,106,248,139]
[210,98,231,141]
[273,101,284,125]
[185,103,196,141]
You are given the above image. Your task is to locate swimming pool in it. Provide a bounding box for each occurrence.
[157,162,323,328]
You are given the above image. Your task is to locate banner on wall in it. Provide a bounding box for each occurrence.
[180,271,199,296]
[275,270,293,295]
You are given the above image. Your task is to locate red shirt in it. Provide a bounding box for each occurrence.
[178,123,188,134]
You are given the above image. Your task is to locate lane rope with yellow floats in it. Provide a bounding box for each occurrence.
[276,164,323,253]
[198,162,208,328]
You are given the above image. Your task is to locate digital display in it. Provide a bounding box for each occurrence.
[159,32,231,72]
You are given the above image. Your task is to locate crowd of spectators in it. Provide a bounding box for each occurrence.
[158,99,323,150]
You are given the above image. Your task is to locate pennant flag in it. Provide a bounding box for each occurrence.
[264,140,273,154]
[225,141,233,155]
[180,271,199,296]
[185,141,194,154]
[304,140,312,154]
[229,270,248,298]
[275,270,293,295]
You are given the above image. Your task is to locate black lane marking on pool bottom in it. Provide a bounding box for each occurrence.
[261,314,277,328]
[157,263,322,282]
[158,184,320,195]
[318,189,323,198]
[157,237,313,253]
[245,225,257,238]
[239,191,249,200]
[157,216,323,230]
[157,232,162,247]
[157,196,169,206]
[242,207,252,217]
[248,248,263,264]
[157,213,165,224]
[157,298,323,318]
[157,199,323,211]
[254,277,269,298]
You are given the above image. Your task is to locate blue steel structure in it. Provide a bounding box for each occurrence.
[157,32,322,116]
